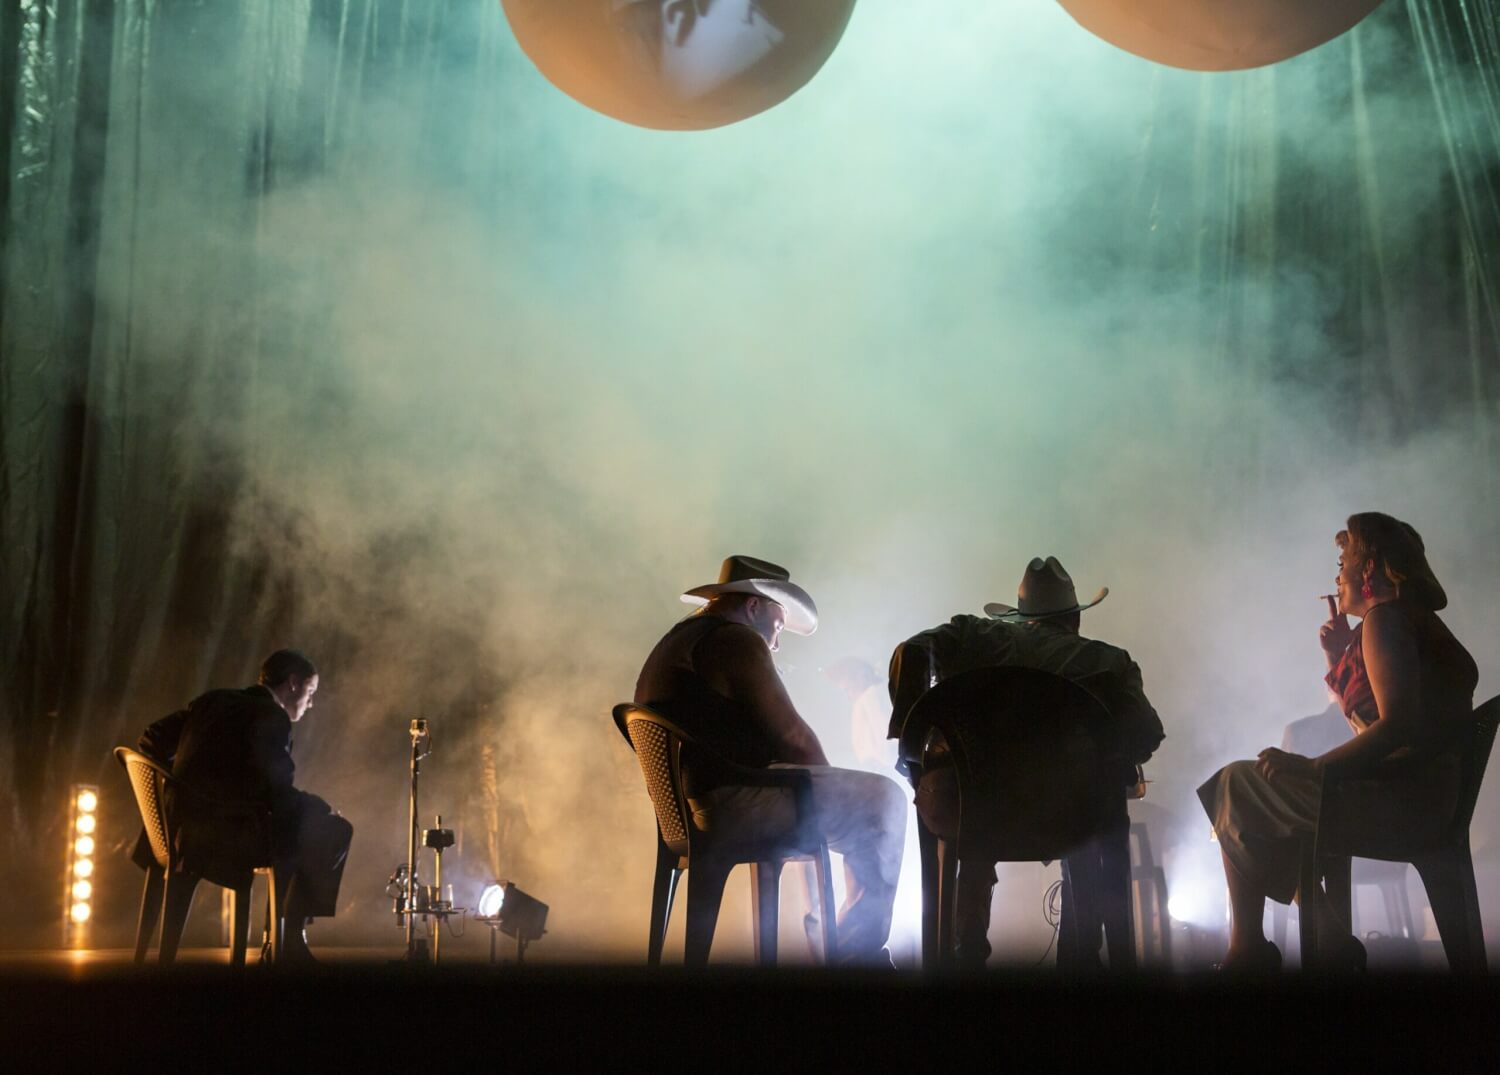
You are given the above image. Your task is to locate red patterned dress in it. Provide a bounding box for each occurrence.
[1199,600,1476,903]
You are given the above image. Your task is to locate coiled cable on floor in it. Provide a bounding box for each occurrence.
[1035,878,1064,967]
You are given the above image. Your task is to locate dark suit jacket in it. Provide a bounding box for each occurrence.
[133,685,299,884]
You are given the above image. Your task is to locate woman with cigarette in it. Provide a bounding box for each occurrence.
[1199,512,1478,970]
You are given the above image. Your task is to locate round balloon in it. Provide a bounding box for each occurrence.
[500,0,858,130]
[1057,0,1383,71]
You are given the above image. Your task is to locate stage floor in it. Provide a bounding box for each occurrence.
[1,948,1496,1067]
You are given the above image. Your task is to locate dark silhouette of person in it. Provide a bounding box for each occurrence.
[1201,513,1478,971]
[134,649,352,962]
[889,556,1164,970]
[634,555,907,965]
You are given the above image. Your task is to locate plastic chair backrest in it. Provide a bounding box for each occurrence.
[614,704,694,857]
[902,666,1117,861]
[115,747,173,868]
[1452,695,1500,838]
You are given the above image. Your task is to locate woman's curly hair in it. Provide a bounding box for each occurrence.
[1336,512,1448,611]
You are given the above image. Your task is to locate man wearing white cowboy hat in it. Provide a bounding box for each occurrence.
[887,556,1164,971]
[634,555,907,965]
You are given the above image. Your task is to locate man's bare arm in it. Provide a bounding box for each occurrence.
[699,624,829,766]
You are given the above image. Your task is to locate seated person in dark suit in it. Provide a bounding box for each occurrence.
[134,649,352,962]
[889,557,1165,970]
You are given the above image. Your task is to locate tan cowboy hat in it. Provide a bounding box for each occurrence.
[984,556,1108,620]
[681,555,818,635]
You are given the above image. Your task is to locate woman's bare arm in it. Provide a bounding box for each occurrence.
[1313,604,1422,778]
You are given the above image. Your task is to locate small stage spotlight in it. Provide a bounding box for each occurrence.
[64,784,100,945]
[475,882,548,964]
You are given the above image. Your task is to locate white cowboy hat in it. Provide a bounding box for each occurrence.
[984,556,1108,620]
[681,555,818,635]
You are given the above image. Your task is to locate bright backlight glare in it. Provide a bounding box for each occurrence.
[69,902,91,923]
[75,836,95,857]
[72,880,92,901]
[73,858,93,879]
[477,883,505,918]
[76,790,98,813]
[75,814,96,834]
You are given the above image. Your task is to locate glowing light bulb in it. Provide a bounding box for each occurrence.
[70,902,91,923]
[72,880,93,901]
[478,883,505,918]
[75,814,96,835]
[75,836,95,857]
[73,858,93,879]
[76,790,98,813]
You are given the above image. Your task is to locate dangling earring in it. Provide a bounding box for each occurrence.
[1361,579,1374,600]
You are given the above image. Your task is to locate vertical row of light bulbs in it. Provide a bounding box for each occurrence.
[65,785,99,943]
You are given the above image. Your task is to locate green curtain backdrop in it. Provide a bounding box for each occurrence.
[2,1,1496,951]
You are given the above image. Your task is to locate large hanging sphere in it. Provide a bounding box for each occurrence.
[1057,0,1384,71]
[500,0,858,130]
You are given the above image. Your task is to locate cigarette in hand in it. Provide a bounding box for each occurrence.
[1323,594,1338,619]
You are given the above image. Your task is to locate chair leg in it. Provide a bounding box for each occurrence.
[751,861,784,967]
[1057,865,1080,969]
[1325,857,1353,934]
[1132,871,1153,961]
[1100,824,1136,972]
[814,846,838,966]
[1299,853,1352,971]
[798,862,823,963]
[1413,848,1487,973]
[264,868,282,965]
[158,871,200,966]
[683,862,731,968]
[647,842,679,967]
[230,883,252,966]
[1393,872,1415,940]
[1152,867,1173,965]
[1270,902,1288,954]
[134,866,165,964]
[1296,839,1318,969]
[1379,882,1403,939]
[935,837,958,969]
[917,818,939,971]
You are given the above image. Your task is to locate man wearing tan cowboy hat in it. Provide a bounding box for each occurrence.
[887,556,1164,971]
[634,555,907,965]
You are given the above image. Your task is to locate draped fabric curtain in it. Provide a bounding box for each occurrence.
[2,1,1497,940]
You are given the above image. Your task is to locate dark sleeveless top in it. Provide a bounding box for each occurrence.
[1325,600,1478,754]
[634,615,779,793]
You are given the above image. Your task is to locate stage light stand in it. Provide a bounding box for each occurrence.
[392,720,466,965]
[423,818,456,964]
[403,718,430,961]
[476,882,549,965]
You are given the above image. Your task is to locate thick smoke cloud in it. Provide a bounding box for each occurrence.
[73,2,1499,959]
